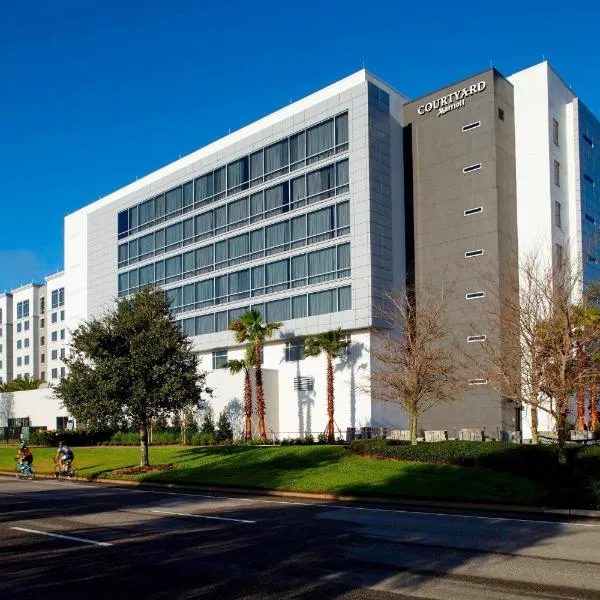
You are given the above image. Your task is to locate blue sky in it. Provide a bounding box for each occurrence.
[1,0,599,292]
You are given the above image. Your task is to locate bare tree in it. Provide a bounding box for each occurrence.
[0,392,15,427]
[471,248,600,458]
[369,288,466,445]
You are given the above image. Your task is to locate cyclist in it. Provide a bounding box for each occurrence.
[16,441,34,476]
[56,441,74,473]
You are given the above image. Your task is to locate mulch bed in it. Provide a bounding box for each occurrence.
[112,464,175,475]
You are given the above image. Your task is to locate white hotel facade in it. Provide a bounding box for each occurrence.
[2,61,599,438]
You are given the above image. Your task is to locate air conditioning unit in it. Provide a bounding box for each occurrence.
[293,376,314,391]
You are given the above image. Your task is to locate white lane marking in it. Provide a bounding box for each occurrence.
[150,509,256,524]
[137,490,600,528]
[7,476,598,529]
[10,526,112,546]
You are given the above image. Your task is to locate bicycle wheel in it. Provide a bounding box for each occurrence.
[28,467,35,480]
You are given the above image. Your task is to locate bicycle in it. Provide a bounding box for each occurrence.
[54,458,75,480]
[15,459,35,480]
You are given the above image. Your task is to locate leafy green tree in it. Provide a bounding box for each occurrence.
[304,329,349,442]
[222,345,254,440]
[200,408,216,436]
[55,287,210,466]
[230,310,282,441]
[215,409,234,442]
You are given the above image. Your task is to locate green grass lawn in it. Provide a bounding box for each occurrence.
[0,444,545,506]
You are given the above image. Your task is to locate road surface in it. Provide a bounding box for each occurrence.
[1,476,600,599]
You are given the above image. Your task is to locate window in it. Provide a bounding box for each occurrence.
[16,357,22,366]
[51,313,57,324]
[40,372,45,381]
[16,323,21,333]
[24,338,29,348]
[60,367,66,378]
[555,201,562,229]
[24,355,29,365]
[57,416,68,432]
[554,160,560,187]
[40,318,45,328]
[60,348,66,359]
[40,297,45,314]
[16,340,22,349]
[463,164,482,174]
[52,350,58,360]
[464,207,482,216]
[285,340,305,362]
[552,119,559,146]
[465,249,484,258]
[212,350,228,370]
[467,335,487,343]
[469,378,488,386]
[16,300,30,319]
[51,331,58,342]
[462,121,481,132]
[52,368,58,379]
[51,288,65,309]
[24,321,29,331]
[465,292,485,300]
[41,353,45,364]
[555,243,564,271]
[60,329,65,340]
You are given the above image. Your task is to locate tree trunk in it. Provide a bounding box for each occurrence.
[244,371,252,441]
[576,387,586,432]
[326,354,335,442]
[409,409,418,446]
[556,398,568,465]
[140,423,149,467]
[530,404,539,445]
[590,384,598,433]
[255,346,266,442]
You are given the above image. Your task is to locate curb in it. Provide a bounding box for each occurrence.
[3,470,599,519]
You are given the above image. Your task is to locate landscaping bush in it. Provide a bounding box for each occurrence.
[190,432,218,446]
[28,429,113,447]
[347,439,572,481]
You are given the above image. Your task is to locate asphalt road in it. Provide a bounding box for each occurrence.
[1,476,600,599]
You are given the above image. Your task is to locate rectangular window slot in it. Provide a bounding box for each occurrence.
[462,121,481,132]
[465,249,484,258]
[463,164,482,174]
[467,335,487,343]
[552,119,559,146]
[465,292,485,300]
[583,134,594,147]
[469,378,488,385]
[498,107,505,121]
[584,174,595,186]
[585,214,596,224]
[464,206,482,216]
[554,160,560,187]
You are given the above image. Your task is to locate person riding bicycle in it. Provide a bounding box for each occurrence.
[16,441,34,475]
[56,441,74,472]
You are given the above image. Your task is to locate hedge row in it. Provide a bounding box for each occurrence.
[348,439,600,481]
[26,430,220,447]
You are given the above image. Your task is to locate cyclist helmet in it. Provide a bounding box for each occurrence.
[19,441,26,450]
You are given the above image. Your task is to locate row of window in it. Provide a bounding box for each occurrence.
[16,339,30,349]
[180,285,352,339]
[16,356,30,366]
[118,113,349,239]
[120,239,350,306]
[16,321,29,333]
[119,202,350,283]
[164,244,350,316]
[212,332,352,369]
[118,159,350,267]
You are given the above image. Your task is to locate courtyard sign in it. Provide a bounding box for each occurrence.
[417,81,487,117]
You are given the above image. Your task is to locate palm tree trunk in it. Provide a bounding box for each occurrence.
[255,345,266,441]
[326,354,334,442]
[244,371,252,441]
[590,384,598,433]
[139,423,149,467]
[576,387,586,431]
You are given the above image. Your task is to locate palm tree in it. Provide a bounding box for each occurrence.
[222,346,254,440]
[304,328,349,442]
[6,375,43,392]
[229,310,282,441]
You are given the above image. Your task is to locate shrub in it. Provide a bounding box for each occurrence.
[200,410,216,436]
[215,410,234,443]
[190,432,217,446]
[347,439,570,481]
[28,429,113,447]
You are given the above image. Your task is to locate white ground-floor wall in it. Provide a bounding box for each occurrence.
[201,330,408,440]
[0,387,71,430]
